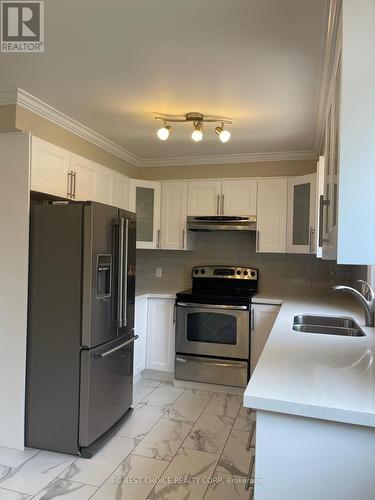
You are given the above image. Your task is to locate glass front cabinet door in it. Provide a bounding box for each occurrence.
[129,180,161,249]
[287,174,317,254]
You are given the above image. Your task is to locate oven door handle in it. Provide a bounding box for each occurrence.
[176,357,245,368]
[176,302,249,311]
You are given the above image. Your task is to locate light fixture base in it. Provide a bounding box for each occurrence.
[185,112,204,122]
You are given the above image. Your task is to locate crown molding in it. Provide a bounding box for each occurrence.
[0,88,318,168]
[314,0,342,154]
[139,150,318,167]
[0,88,142,166]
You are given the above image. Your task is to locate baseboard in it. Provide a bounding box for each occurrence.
[141,369,174,383]
[173,378,245,396]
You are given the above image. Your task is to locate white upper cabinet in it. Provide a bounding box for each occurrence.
[257,178,288,253]
[130,179,161,249]
[221,179,257,215]
[114,172,130,211]
[96,165,116,206]
[31,137,71,198]
[287,174,317,254]
[70,154,98,201]
[161,181,190,250]
[188,180,222,216]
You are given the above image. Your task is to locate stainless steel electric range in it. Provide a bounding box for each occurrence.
[175,265,258,388]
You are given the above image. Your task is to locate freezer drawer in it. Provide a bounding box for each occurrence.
[175,354,248,388]
[79,334,137,447]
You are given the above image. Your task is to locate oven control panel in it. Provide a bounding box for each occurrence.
[192,266,258,280]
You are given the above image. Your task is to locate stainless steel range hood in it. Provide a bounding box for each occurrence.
[187,216,256,231]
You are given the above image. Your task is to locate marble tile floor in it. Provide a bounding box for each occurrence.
[0,378,256,499]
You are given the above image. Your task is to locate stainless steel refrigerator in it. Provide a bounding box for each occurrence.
[26,200,136,456]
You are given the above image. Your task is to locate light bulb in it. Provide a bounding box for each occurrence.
[157,125,171,141]
[192,122,203,142]
[215,126,231,143]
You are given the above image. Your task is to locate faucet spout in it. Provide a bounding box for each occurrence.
[331,284,375,327]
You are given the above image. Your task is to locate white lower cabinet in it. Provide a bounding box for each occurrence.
[145,298,175,373]
[257,178,288,253]
[251,304,280,374]
[134,297,148,379]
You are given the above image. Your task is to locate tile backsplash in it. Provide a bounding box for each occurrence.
[136,231,366,294]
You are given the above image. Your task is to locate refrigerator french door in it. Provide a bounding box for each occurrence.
[26,200,136,455]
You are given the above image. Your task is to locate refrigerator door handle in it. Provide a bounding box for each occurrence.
[96,334,138,359]
[123,219,129,328]
[117,218,125,328]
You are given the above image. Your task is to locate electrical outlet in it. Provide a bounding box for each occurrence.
[156,267,162,278]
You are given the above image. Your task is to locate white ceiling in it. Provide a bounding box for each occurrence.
[0,0,328,163]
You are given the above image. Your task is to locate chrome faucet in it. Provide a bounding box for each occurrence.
[331,280,375,327]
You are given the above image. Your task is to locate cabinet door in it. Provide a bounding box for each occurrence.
[114,173,130,210]
[187,180,222,216]
[322,64,340,261]
[257,178,288,253]
[222,179,257,215]
[96,165,116,206]
[146,299,175,372]
[251,304,280,374]
[287,174,316,254]
[129,180,161,249]
[71,154,98,201]
[134,297,148,379]
[161,181,188,250]
[31,136,71,198]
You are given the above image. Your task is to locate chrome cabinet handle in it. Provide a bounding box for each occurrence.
[251,308,255,331]
[318,195,330,246]
[176,302,248,311]
[309,227,316,253]
[221,194,225,215]
[217,194,220,215]
[182,229,186,249]
[117,218,125,327]
[157,229,161,248]
[67,171,73,198]
[256,230,260,252]
[72,171,77,199]
[97,334,138,359]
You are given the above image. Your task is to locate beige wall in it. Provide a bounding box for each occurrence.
[0,105,17,131]
[138,159,316,180]
[2,104,317,180]
[14,106,139,178]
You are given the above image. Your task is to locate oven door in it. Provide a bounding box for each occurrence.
[175,302,249,359]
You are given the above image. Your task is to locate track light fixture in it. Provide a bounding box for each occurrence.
[192,122,203,142]
[215,123,231,143]
[157,122,172,141]
[155,112,232,143]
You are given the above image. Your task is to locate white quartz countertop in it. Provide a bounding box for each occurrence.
[135,291,177,300]
[245,289,375,427]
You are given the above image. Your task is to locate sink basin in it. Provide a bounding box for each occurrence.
[293,315,366,337]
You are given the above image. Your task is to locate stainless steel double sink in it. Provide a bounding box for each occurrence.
[293,314,366,337]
